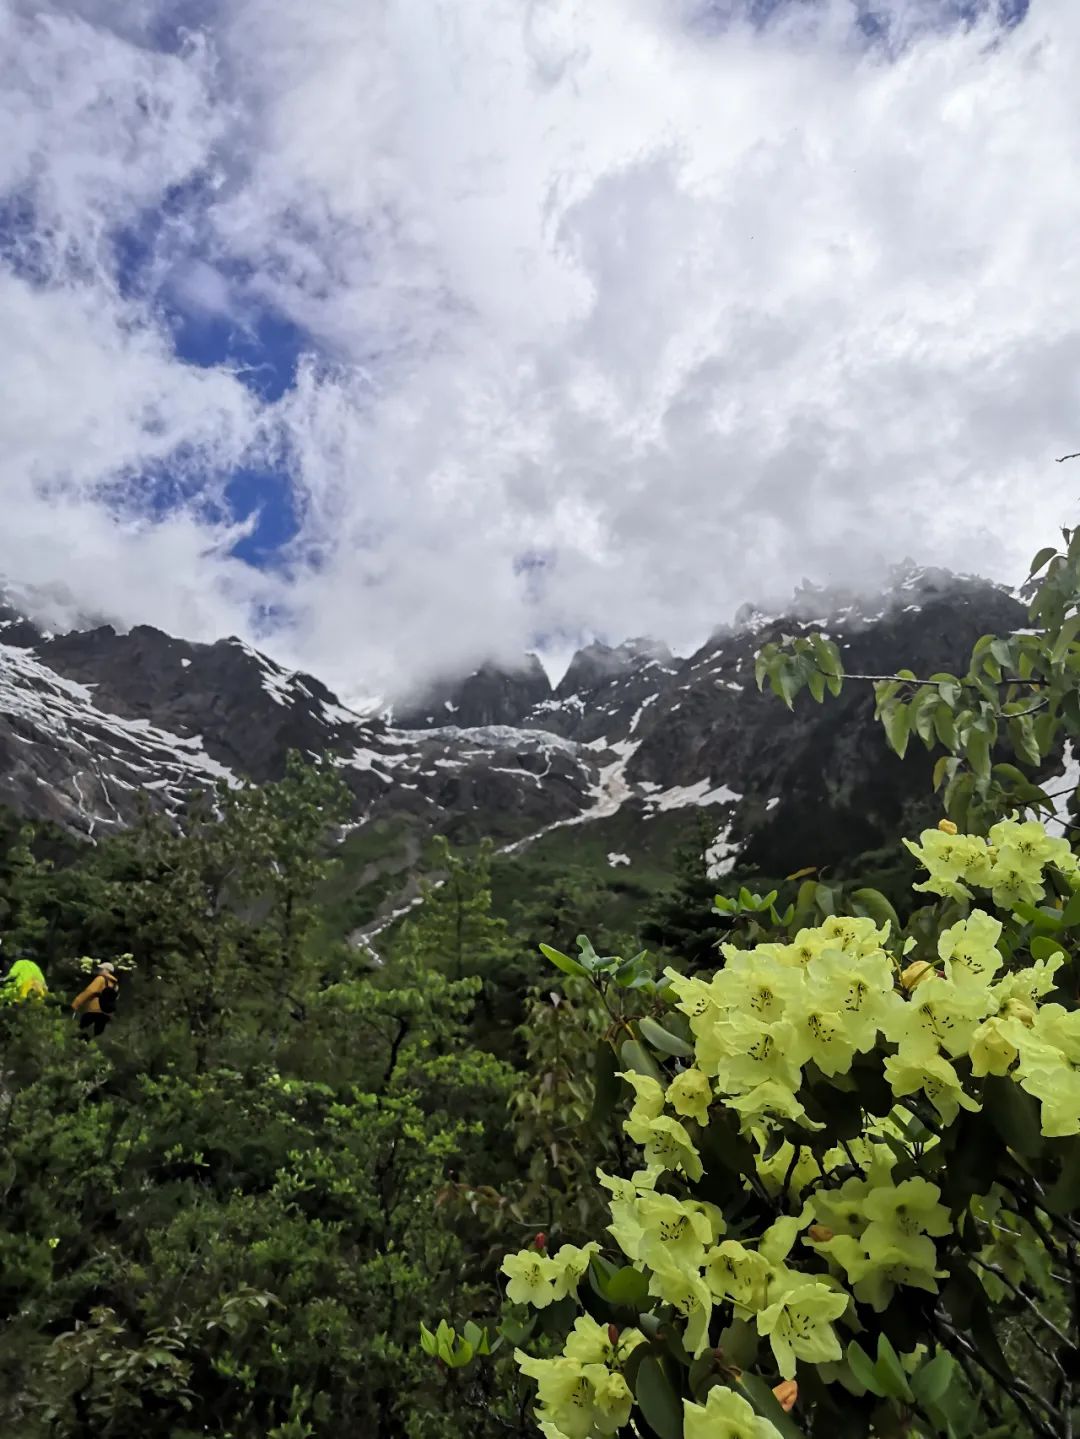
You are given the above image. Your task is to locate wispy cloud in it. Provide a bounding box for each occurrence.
[0,0,1075,699]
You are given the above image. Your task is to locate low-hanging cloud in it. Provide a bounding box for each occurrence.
[1,0,1077,702]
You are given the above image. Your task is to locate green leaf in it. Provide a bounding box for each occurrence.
[932,754,953,792]
[933,703,957,750]
[606,1266,651,1308]
[717,1318,758,1369]
[738,1373,808,1439]
[845,1340,886,1397]
[591,1041,620,1126]
[638,1015,693,1058]
[1051,612,1080,664]
[850,888,901,938]
[965,729,991,781]
[1062,888,1080,927]
[1007,714,1041,768]
[450,1339,474,1367]
[983,1075,1043,1158]
[634,1356,682,1439]
[1029,545,1058,577]
[810,633,842,677]
[419,1323,437,1357]
[620,1038,665,1085]
[882,701,910,759]
[911,1352,954,1408]
[1030,934,1066,960]
[697,1113,757,1181]
[1048,1143,1080,1212]
[875,1334,914,1403]
[813,883,835,917]
[807,669,826,703]
[911,687,939,746]
[538,943,589,979]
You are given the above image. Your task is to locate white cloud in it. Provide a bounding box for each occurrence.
[2,0,1079,700]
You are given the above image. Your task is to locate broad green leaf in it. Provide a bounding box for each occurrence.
[850,888,900,937]
[807,669,826,703]
[538,943,589,979]
[620,1038,665,1085]
[591,1041,621,1125]
[1051,612,1080,664]
[965,729,991,781]
[638,1015,693,1058]
[606,1266,651,1308]
[810,633,842,677]
[419,1323,437,1357]
[1062,888,1080,927]
[931,673,961,706]
[1048,1143,1080,1212]
[845,1340,886,1397]
[932,754,953,792]
[933,703,957,750]
[1030,934,1066,960]
[875,1334,914,1403]
[911,1352,954,1408]
[717,1318,758,1368]
[634,1356,682,1439]
[813,883,835,917]
[882,701,910,759]
[1029,545,1058,577]
[1007,714,1041,767]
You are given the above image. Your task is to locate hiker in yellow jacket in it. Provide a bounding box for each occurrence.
[72,962,119,1038]
[0,949,48,1005]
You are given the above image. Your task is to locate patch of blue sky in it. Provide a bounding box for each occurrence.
[109,184,308,561]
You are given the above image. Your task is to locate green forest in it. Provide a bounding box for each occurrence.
[6,530,1080,1439]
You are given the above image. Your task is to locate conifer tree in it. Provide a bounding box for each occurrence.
[640,809,728,966]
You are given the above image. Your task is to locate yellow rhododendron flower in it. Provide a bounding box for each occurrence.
[666,1066,713,1126]
[502,1249,559,1308]
[683,1384,782,1439]
[755,1279,847,1378]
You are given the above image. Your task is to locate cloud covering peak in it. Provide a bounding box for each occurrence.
[0,0,1073,700]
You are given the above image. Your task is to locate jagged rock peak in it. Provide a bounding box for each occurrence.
[390,653,551,730]
[723,562,1011,642]
[555,637,675,698]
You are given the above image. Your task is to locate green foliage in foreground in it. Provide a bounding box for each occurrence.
[0,760,518,1438]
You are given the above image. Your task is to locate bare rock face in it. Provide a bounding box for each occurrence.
[0,565,1034,897]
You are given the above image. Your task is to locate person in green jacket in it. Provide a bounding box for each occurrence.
[0,948,48,1005]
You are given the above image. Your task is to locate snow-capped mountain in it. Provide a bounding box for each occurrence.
[0,565,1031,925]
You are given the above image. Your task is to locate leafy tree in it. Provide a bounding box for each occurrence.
[0,822,53,955]
[0,758,519,1439]
[641,812,730,967]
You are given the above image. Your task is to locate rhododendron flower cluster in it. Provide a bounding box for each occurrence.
[504,821,1080,1438]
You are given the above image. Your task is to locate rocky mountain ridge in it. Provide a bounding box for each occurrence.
[0,566,1035,926]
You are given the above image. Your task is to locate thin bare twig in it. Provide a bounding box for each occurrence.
[1057,453,1080,464]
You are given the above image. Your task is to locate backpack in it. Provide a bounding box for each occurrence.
[98,976,119,1015]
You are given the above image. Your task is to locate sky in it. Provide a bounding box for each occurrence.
[1,0,1077,703]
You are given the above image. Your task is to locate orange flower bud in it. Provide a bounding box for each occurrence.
[773,1380,798,1412]
[808,1224,834,1243]
[937,819,958,835]
[901,960,935,991]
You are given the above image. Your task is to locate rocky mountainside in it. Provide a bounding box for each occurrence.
[0,566,1039,926]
